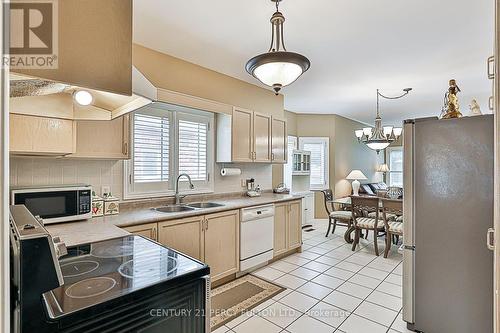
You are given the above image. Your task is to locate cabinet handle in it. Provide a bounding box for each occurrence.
[271,153,275,160]
[489,96,494,111]
[152,227,157,240]
[488,56,495,80]
[205,219,209,231]
[487,228,495,251]
[123,142,128,155]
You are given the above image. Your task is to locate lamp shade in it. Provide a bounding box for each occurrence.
[377,164,390,172]
[346,170,368,180]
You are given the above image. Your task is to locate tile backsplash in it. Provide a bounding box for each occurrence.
[10,158,273,201]
[10,158,124,198]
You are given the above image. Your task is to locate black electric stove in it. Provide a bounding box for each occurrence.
[10,205,210,333]
[44,235,208,319]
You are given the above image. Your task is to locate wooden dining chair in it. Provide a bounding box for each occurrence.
[381,199,403,258]
[321,189,352,237]
[351,196,384,256]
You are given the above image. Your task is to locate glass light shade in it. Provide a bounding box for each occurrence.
[362,127,373,136]
[366,141,391,151]
[377,164,390,172]
[253,61,303,87]
[346,170,368,180]
[393,127,403,137]
[355,130,364,138]
[74,90,93,106]
[383,126,393,136]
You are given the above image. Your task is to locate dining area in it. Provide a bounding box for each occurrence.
[320,186,403,258]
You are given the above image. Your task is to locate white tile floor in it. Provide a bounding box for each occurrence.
[214,219,412,333]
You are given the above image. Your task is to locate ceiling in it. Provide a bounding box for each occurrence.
[133,0,494,125]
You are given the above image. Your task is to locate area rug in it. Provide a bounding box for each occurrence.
[210,274,285,330]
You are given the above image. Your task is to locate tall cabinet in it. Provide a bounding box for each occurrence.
[274,200,302,257]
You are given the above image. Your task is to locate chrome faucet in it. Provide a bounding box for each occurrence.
[175,173,195,205]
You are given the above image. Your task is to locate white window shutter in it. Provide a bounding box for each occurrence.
[178,119,208,181]
[133,113,169,183]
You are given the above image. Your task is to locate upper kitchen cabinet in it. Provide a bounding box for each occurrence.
[11,0,132,96]
[10,114,75,156]
[271,117,287,163]
[71,115,130,159]
[217,107,283,164]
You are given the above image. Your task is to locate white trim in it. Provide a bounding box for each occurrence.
[123,104,215,200]
[1,2,9,330]
[298,137,330,190]
[386,146,403,187]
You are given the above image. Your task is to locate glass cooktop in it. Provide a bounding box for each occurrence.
[43,235,206,319]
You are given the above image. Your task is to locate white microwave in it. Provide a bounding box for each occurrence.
[11,184,92,224]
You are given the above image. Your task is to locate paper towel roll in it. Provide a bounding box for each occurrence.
[220,168,242,177]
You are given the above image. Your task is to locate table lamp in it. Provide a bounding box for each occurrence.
[346,170,368,196]
[377,164,390,173]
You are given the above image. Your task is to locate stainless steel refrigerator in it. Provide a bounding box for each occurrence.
[402,115,494,333]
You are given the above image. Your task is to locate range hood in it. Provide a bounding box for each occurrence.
[9,70,153,120]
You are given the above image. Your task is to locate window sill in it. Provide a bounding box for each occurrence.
[123,188,214,201]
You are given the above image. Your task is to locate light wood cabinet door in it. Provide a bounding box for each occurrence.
[158,217,204,261]
[71,115,130,159]
[253,112,271,162]
[123,223,157,241]
[204,210,239,281]
[274,202,288,256]
[10,114,75,155]
[231,108,253,162]
[288,200,302,250]
[271,117,287,163]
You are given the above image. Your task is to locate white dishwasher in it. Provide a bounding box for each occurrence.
[240,204,275,272]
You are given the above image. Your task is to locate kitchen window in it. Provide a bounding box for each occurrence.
[387,147,403,187]
[124,104,214,199]
[298,137,329,190]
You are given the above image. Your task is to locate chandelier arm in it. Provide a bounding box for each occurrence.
[377,91,410,100]
[268,23,275,52]
[280,21,287,51]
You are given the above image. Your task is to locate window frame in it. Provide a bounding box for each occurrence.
[386,146,403,187]
[124,104,215,200]
[298,137,330,190]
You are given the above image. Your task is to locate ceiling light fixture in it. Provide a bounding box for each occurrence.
[73,90,93,106]
[355,88,412,154]
[246,0,310,95]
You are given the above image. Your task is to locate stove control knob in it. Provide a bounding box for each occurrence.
[55,241,68,258]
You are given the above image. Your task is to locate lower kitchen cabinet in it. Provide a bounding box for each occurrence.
[158,217,204,261]
[156,210,240,282]
[273,200,302,257]
[123,222,158,241]
[203,210,239,281]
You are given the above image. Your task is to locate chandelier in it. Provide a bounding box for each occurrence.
[355,88,412,153]
[246,0,310,95]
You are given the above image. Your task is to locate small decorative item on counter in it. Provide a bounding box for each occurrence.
[273,183,290,194]
[387,187,403,200]
[246,184,262,197]
[91,191,104,217]
[469,98,482,116]
[103,193,119,215]
[441,79,463,119]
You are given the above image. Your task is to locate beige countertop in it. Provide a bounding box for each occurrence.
[46,193,303,247]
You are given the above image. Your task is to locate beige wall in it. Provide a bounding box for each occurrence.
[133,44,284,118]
[285,113,383,218]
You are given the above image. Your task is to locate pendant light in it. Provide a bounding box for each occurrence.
[246,0,310,94]
[355,88,412,154]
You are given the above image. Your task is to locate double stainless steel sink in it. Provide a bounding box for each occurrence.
[154,202,224,213]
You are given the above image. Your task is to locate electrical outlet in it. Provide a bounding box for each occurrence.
[101,185,111,197]
[241,179,246,188]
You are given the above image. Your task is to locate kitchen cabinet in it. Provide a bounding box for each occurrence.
[292,150,311,175]
[10,114,76,156]
[70,115,130,159]
[231,108,254,162]
[203,210,239,281]
[217,107,278,164]
[158,217,204,261]
[156,210,239,281]
[273,200,302,257]
[271,117,287,163]
[123,223,157,241]
[253,112,272,162]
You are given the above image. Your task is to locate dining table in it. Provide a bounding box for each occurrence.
[327,196,402,243]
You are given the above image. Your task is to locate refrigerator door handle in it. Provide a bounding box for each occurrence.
[487,228,495,251]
